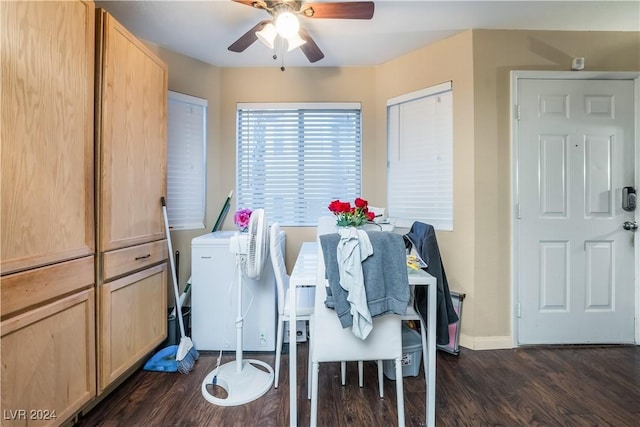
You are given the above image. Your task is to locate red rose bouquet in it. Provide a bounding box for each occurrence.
[328,197,375,227]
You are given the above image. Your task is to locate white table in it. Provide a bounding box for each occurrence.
[288,241,437,427]
[407,265,437,427]
[288,241,318,426]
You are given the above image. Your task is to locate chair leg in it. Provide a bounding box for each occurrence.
[274,315,285,388]
[307,320,312,400]
[310,361,319,427]
[358,361,364,387]
[419,319,428,382]
[395,357,405,427]
[341,361,346,385]
[377,360,384,398]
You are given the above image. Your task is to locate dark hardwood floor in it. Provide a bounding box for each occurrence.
[76,344,640,426]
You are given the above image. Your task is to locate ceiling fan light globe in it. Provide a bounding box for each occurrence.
[275,11,299,38]
[256,23,277,49]
[287,33,307,51]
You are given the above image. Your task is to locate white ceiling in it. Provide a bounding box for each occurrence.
[96,0,640,68]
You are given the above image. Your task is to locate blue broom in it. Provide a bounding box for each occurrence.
[161,197,198,373]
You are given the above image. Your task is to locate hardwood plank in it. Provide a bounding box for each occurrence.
[76,344,640,426]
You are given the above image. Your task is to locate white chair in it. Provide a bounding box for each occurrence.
[270,222,315,389]
[309,237,406,427]
[316,215,399,395]
[343,293,427,405]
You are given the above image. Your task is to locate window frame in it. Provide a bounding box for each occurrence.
[386,81,454,230]
[166,90,208,230]
[236,102,362,226]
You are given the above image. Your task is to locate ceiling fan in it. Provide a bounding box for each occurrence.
[228,0,375,64]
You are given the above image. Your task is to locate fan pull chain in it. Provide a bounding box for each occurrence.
[271,36,285,71]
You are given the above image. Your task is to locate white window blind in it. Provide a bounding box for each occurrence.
[387,82,453,230]
[167,91,207,230]
[236,103,362,226]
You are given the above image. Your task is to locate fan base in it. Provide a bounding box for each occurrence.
[201,359,274,406]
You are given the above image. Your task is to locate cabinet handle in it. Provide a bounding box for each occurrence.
[135,254,151,260]
[200,256,212,259]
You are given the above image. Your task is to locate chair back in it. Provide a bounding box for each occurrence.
[270,222,288,316]
[311,229,403,363]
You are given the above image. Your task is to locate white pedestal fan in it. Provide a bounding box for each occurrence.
[201,208,274,406]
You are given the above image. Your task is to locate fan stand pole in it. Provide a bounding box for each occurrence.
[235,257,244,373]
[201,244,274,407]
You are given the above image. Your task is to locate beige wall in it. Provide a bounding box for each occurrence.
[374,31,478,344]
[146,29,639,348]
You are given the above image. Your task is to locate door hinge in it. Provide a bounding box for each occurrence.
[514,105,521,121]
[516,302,522,318]
[515,203,522,219]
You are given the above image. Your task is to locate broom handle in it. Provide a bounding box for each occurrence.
[161,197,187,338]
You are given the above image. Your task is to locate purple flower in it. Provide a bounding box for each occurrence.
[234,208,253,229]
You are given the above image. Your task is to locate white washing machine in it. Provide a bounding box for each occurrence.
[191,230,278,352]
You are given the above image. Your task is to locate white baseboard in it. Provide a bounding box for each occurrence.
[459,334,514,350]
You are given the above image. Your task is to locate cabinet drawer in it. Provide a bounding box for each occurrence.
[1,288,96,426]
[102,240,167,281]
[1,256,94,319]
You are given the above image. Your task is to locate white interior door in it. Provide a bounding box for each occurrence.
[517,78,636,344]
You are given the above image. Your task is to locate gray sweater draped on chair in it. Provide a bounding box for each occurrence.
[320,231,410,330]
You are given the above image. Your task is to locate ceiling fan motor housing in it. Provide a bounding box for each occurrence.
[229,0,375,63]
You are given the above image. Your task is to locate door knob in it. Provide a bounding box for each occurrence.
[622,221,638,231]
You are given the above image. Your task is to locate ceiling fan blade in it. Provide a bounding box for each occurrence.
[228,20,271,52]
[301,2,374,19]
[298,27,324,63]
[231,0,269,9]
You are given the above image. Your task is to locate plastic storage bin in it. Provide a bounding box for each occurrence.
[383,322,422,380]
[437,291,465,355]
[283,319,308,343]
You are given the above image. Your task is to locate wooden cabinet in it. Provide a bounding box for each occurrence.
[95,9,168,392]
[0,0,96,423]
[2,2,168,422]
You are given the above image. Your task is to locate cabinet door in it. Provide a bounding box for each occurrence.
[98,263,167,391]
[1,0,95,275]
[96,10,168,252]
[1,289,96,426]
